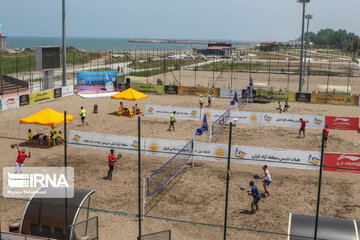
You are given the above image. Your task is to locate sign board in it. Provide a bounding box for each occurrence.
[35,46,61,71]
[19,94,30,106]
[311,94,359,105]
[145,104,201,120]
[295,92,311,102]
[29,89,54,104]
[77,71,117,94]
[61,85,74,97]
[324,153,360,173]
[145,105,325,129]
[54,88,62,98]
[220,88,242,98]
[165,85,178,94]
[178,86,220,97]
[325,116,359,130]
[260,113,325,129]
[1,96,19,111]
[69,131,321,171]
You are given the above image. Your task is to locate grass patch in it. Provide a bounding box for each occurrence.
[128,59,207,69]
[1,47,101,75]
[128,68,172,77]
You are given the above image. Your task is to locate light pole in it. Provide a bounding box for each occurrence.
[62,0,66,87]
[303,14,313,91]
[297,0,310,93]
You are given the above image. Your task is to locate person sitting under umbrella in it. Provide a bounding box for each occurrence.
[52,131,64,143]
[120,102,129,115]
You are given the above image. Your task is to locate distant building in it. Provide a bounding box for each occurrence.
[259,41,279,52]
[289,40,302,46]
[198,42,232,56]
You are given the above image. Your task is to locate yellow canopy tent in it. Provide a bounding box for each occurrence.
[111,88,148,101]
[20,108,75,127]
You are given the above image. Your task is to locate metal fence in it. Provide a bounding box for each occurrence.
[1,47,359,96]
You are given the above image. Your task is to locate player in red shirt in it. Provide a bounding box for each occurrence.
[15,144,31,173]
[107,149,121,180]
[324,125,329,148]
[299,118,306,138]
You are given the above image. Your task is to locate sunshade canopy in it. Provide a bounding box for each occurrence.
[111,88,148,101]
[20,108,75,127]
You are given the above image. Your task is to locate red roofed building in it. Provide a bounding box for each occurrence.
[199,42,233,56]
[260,41,279,52]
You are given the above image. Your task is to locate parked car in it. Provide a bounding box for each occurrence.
[184,54,194,59]
[207,55,217,59]
[221,55,231,59]
[233,56,243,60]
[168,55,176,59]
[196,54,206,59]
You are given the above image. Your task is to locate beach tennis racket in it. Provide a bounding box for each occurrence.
[253,174,260,180]
[116,154,122,161]
[10,144,15,149]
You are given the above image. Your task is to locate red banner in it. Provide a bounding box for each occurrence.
[325,116,359,130]
[324,153,360,173]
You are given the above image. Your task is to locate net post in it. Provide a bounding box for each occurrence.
[223,122,233,240]
[64,111,68,240]
[142,178,146,220]
[209,122,212,143]
[138,116,142,237]
[314,129,325,240]
[191,138,194,168]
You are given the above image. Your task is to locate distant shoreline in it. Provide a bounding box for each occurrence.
[129,38,257,46]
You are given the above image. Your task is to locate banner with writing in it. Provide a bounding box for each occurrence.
[325,116,359,130]
[29,89,54,104]
[260,113,325,129]
[144,105,324,128]
[178,86,220,97]
[324,153,360,173]
[68,131,142,153]
[0,96,20,111]
[62,85,74,97]
[311,94,359,105]
[69,131,321,171]
[220,88,243,98]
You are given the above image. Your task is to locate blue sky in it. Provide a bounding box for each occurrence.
[0,0,359,41]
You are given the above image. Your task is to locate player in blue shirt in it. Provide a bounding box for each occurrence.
[247,181,261,213]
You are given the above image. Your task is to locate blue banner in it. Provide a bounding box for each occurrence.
[77,71,117,85]
[0,98,2,111]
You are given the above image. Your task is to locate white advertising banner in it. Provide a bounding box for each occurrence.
[173,106,201,120]
[208,109,229,122]
[145,104,202,121]
[1,96,20,111]
[220,88,242,98]
[231,111,262,125]
[145,105,325,129]
[259,113,325,129]
[68,131,141,154]
[231,145,320,170]
[62,85,74,97]
[69,131,320,170]
[145,105,175,120]
[144,137,190,158]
